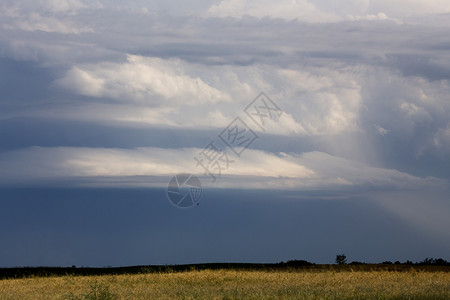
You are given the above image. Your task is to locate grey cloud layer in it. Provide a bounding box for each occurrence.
[0,0,449,189]
[0,146,442,191]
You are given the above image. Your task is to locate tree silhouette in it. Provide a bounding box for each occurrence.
[335,254,347,265]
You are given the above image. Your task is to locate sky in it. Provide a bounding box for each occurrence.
[0,0,449,267]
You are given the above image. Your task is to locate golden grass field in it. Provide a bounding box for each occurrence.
[0,268,449,299]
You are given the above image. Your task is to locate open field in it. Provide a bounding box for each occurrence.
[0,266,449,299]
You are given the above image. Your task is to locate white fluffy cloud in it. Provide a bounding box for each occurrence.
[0,0,98,33]
[361,66,450,157]
[0,147,315,187]
[275,68,362,135]
[433,123,450,155]
[52,55,365,136]
[206,0,450,22]
[368,0,450,18]
[55,55,233,105]
[207,0,340,22]
[206,0,367,21]
[0,146,441,189]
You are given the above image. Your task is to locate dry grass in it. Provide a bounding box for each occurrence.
[0,269,449,299]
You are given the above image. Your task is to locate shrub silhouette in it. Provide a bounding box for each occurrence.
[419,258,449,266]
[286,260,313,267]
[335,254,347,265]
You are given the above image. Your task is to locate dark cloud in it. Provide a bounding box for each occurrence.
[0,188,447,267]
[0,117,218,151]
[386,54,450,81]
[0,58,54,106]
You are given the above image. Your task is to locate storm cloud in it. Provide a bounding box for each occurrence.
[0,0,449,266]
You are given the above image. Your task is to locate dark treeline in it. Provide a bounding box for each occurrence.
[345,258,450,266]
[0,258,449,280]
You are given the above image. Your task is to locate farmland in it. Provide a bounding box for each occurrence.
[0,264,449,299]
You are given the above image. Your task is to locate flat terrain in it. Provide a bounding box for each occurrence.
[0,267,449,299]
